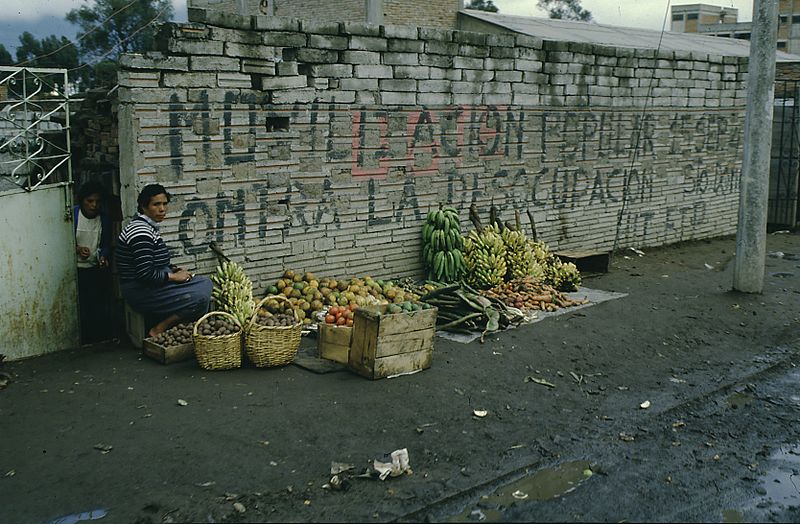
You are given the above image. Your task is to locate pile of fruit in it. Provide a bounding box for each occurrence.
[253,312,297,328]
[196,316,241,337]
[421,207,466,282]
[481,276,588,312]
[384,300,433,315]
[148,323,192,348]
[463,225,507,289]
[264,271,419,324]
[324,304,358,327]
[211,260,255,326]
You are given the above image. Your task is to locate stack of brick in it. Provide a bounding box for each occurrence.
[117,8,749,291]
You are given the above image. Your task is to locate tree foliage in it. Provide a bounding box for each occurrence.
[465,0,499,12]
[537,0,593,22]
[14,32,80,70]
[66,0,174,62]
[0,44,13,66]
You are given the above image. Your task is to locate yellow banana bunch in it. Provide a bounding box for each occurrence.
[463,225,507,289]
[211,260,255,325]
[501,227,543,281]
[527,239,582,291]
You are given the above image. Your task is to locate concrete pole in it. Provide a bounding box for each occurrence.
[366,0,384,25]
[733,0,778,293]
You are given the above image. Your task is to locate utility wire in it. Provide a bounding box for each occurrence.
[14,0,140,67]
[609,0,672,263]
[68,2,171,72]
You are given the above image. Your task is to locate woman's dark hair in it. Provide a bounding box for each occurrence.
[77,181,106,202]
[137,184,171,212]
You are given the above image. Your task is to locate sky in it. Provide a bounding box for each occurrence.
[0,0,756,55]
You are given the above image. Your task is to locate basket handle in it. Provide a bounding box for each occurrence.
[193,310,242,337]
[247,294,300,331]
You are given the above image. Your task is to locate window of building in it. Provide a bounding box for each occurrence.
[672,14,684,21]
[687,13,699,20]
[780,15,788,24]
[793,15,800,23]
[778,41,787,49]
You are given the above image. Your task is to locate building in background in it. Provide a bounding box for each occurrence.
[188,0,463,28]
[671,2,800,54]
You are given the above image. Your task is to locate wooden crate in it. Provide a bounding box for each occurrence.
[143,339,195,365]
[348,305,437,380]
[318,323,353,364]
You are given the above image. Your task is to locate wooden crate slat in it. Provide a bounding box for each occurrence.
[374,330,434,358]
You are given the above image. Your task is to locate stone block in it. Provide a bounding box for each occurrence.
[381,91,416,105]
[118,88,188,104]
[489,46,515,59]
[394,65,430,79]
[120,53,189,71]
[459,44,489,58]
[453,56,483,69]
[515,35,542,49]
[254,16,301,32]
[224,42,276,60]
[166,39,224,56]
[484,58,514,70]
[217,72,252,88]
[419,27,453,41]
[289,48,339,63]
[341,50,382,64]
[271,87,316,104]
[379,79,416,91]
[262,32,307,47]
[163,72,217,88]
[452,81,481,94]
[241,59,276,75]
[349,36,388,52]
[429,67,461,80]
[462,69,493,82]
[314,90,356,104]
[516,59,543,72]
[484,82,511,94]
[388,39,425,53]
[190,56,241,72]
[354,65,393,78]
[495,70,522,82]
[341,78,379,90]
[419,55,452,68]
[342,21,381,36]
[310,64,354,78]
[300,19,341,35]
[418,92,452,106]
[118,70,161,88]
[278,62,299,75]
[513,93,540,105]
[383,52,419,66]
[210,27,263,45]
[382,24,418,40]
[418,79,451,92]
[426,40,459,55]
[254,75,308,90]
[308,34,348,50]
[483,93,511,105]
[487,33,515,47]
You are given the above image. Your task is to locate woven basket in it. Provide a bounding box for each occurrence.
[245,295,302,368]
[193,311,243,371]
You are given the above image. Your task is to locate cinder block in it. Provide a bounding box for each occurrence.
[382,24,418,40]
[354,65,393,78]
[418,92,452,106]
[379,79,416,91]
[349,36,388,52]
[453,56,483,69]
[262,31,307,47]
[381,91,416,105]
[394,65,430,79]
[383,52,419,66]
[225,42,276,60]
[308,34,348,50]
[120,54,189,71]
[388,39,424,53]
[190,56,241,71]
[341,50,382,64]
[254,75,308,90]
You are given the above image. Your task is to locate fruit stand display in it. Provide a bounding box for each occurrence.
[143,322,195,364]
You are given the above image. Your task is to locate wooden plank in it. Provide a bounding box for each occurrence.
[319,342,349,364]
[318,323,352,364]
[377,308,437,337]
[143,339,195,365]
[374,330,434,358]
[349,311,379,377]
[371,348,432,379]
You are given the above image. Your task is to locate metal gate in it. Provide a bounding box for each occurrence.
[0,67,79,360]
[770,81,800,229]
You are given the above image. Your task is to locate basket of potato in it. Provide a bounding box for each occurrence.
[245,295,302,368]
[193,311,243,370]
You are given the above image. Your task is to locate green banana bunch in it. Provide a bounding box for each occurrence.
[463,225,507,289]
[211,260,255,326]
[421,206,466,283]
[500,227,543,281]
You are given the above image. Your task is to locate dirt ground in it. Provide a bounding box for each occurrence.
[1,231,799,523]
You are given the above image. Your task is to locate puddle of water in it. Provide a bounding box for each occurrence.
[49,508,108,524]
[722,509,745,523]
[726,392,754,409]
[760,445,800,504]
[448,461,593,522]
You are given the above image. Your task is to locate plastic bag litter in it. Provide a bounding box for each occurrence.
[373,448,412,480]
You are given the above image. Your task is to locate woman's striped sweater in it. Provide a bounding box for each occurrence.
[116,215,171,285]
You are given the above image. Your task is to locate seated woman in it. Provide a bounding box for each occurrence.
[117,184,213,337]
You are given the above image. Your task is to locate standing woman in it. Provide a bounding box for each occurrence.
[74,181,113,343]
[117,184,213,337]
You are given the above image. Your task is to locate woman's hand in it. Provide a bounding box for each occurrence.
[99,256,109,268]
[76,245,90,259]
[169,268,194,283]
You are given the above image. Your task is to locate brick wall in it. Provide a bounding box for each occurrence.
[273,0,366,23]
[118,12,748,290]
[383,0,460,28]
